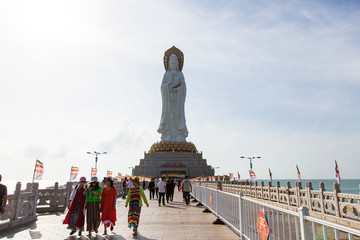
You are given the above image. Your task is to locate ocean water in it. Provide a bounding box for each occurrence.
[255,179,360,194]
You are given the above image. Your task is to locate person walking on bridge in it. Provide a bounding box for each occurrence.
[181,176,192,205]
[101,177,117,235]
[148,178,155,200]
[158,177,167,206]
[85,177,102,237]
[125,177,149,237]
[155,176,160,199]
[63,176,87,236]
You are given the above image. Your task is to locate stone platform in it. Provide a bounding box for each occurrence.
[133,152,214,178]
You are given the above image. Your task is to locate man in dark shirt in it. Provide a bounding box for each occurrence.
[0,174,8,214]
[148,178,155,200]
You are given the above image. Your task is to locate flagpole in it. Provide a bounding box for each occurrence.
[32,159,37,183]
[69,166,72,182]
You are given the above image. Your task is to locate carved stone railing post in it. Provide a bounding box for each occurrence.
[32,182,39,216]
[64,182,73,209]
[51,182,59,209]
[296,182,302,207]
[333,182,341,217]
[306,182,312,210]
[26,183,32,191]
[268,182,272,202]
[249,182,252,197]
[319,182,325,214]
[261,181,264,200]
[276,181,280,203]
[12,182,21,221]
[286,182,291,205]
[255,182,258,198]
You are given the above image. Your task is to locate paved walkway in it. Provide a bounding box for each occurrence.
[0,190,239,240]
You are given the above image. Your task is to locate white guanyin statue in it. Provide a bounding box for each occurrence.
[157,46,189,142]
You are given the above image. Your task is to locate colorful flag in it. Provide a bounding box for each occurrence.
[91,168,97,177]
[33,160,44,181]
[70,167,79,181]
[217,175,220,181]
[107,171,112,177]
[223,174,226,182]
[335,160,341,185]
[249,170,256,182]
[229,173,234,181]
[268,168,272,182]
[296,165,301,182]
[212,176,216,181]
[118,173,122,178]
[237,172,241,181]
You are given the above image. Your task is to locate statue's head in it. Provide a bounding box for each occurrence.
[168,54,179,71]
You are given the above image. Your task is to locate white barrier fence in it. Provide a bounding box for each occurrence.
[191,184,360,240]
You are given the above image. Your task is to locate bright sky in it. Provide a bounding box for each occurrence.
[1,0,359,183]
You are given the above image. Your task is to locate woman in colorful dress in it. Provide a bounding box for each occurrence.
[85,177,102,237]
[101,177,117,235]
[63,176,87,236]
[125,176,149,237]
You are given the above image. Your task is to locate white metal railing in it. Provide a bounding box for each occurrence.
[191,184,360,240]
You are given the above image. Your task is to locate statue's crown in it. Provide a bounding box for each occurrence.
[164,46,184,71]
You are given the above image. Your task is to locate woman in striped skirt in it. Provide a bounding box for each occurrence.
[85,177,102,237]
[125,177,149,237]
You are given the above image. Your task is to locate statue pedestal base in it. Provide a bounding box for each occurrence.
[133,151,214,178]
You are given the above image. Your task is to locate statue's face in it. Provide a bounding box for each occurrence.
[169,55,179,71]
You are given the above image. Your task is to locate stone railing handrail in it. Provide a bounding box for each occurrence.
[195,180,360,230]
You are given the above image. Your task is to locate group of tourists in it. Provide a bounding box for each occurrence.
[63,176,148,237]
[147,176,192,206]
[0,173,192,238]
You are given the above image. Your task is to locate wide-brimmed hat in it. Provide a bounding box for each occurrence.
[90,177,99,183]
[79,176,87,182]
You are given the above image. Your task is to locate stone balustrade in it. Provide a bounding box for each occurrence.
[197,180,360,230]
[0,182,39,232]
[36,182,73,213]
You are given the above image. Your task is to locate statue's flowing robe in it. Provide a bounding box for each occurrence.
[158,70,188,142]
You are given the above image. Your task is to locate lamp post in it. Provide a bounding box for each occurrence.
[87,151,107,169]
[240,156,261,171]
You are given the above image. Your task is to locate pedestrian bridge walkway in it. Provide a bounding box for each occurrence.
[0,190,239,240]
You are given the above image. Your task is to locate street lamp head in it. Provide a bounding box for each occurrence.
[240,156,245,158]
[257,156,261,158]
[87,152,91,154]
[102,152,107,154]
